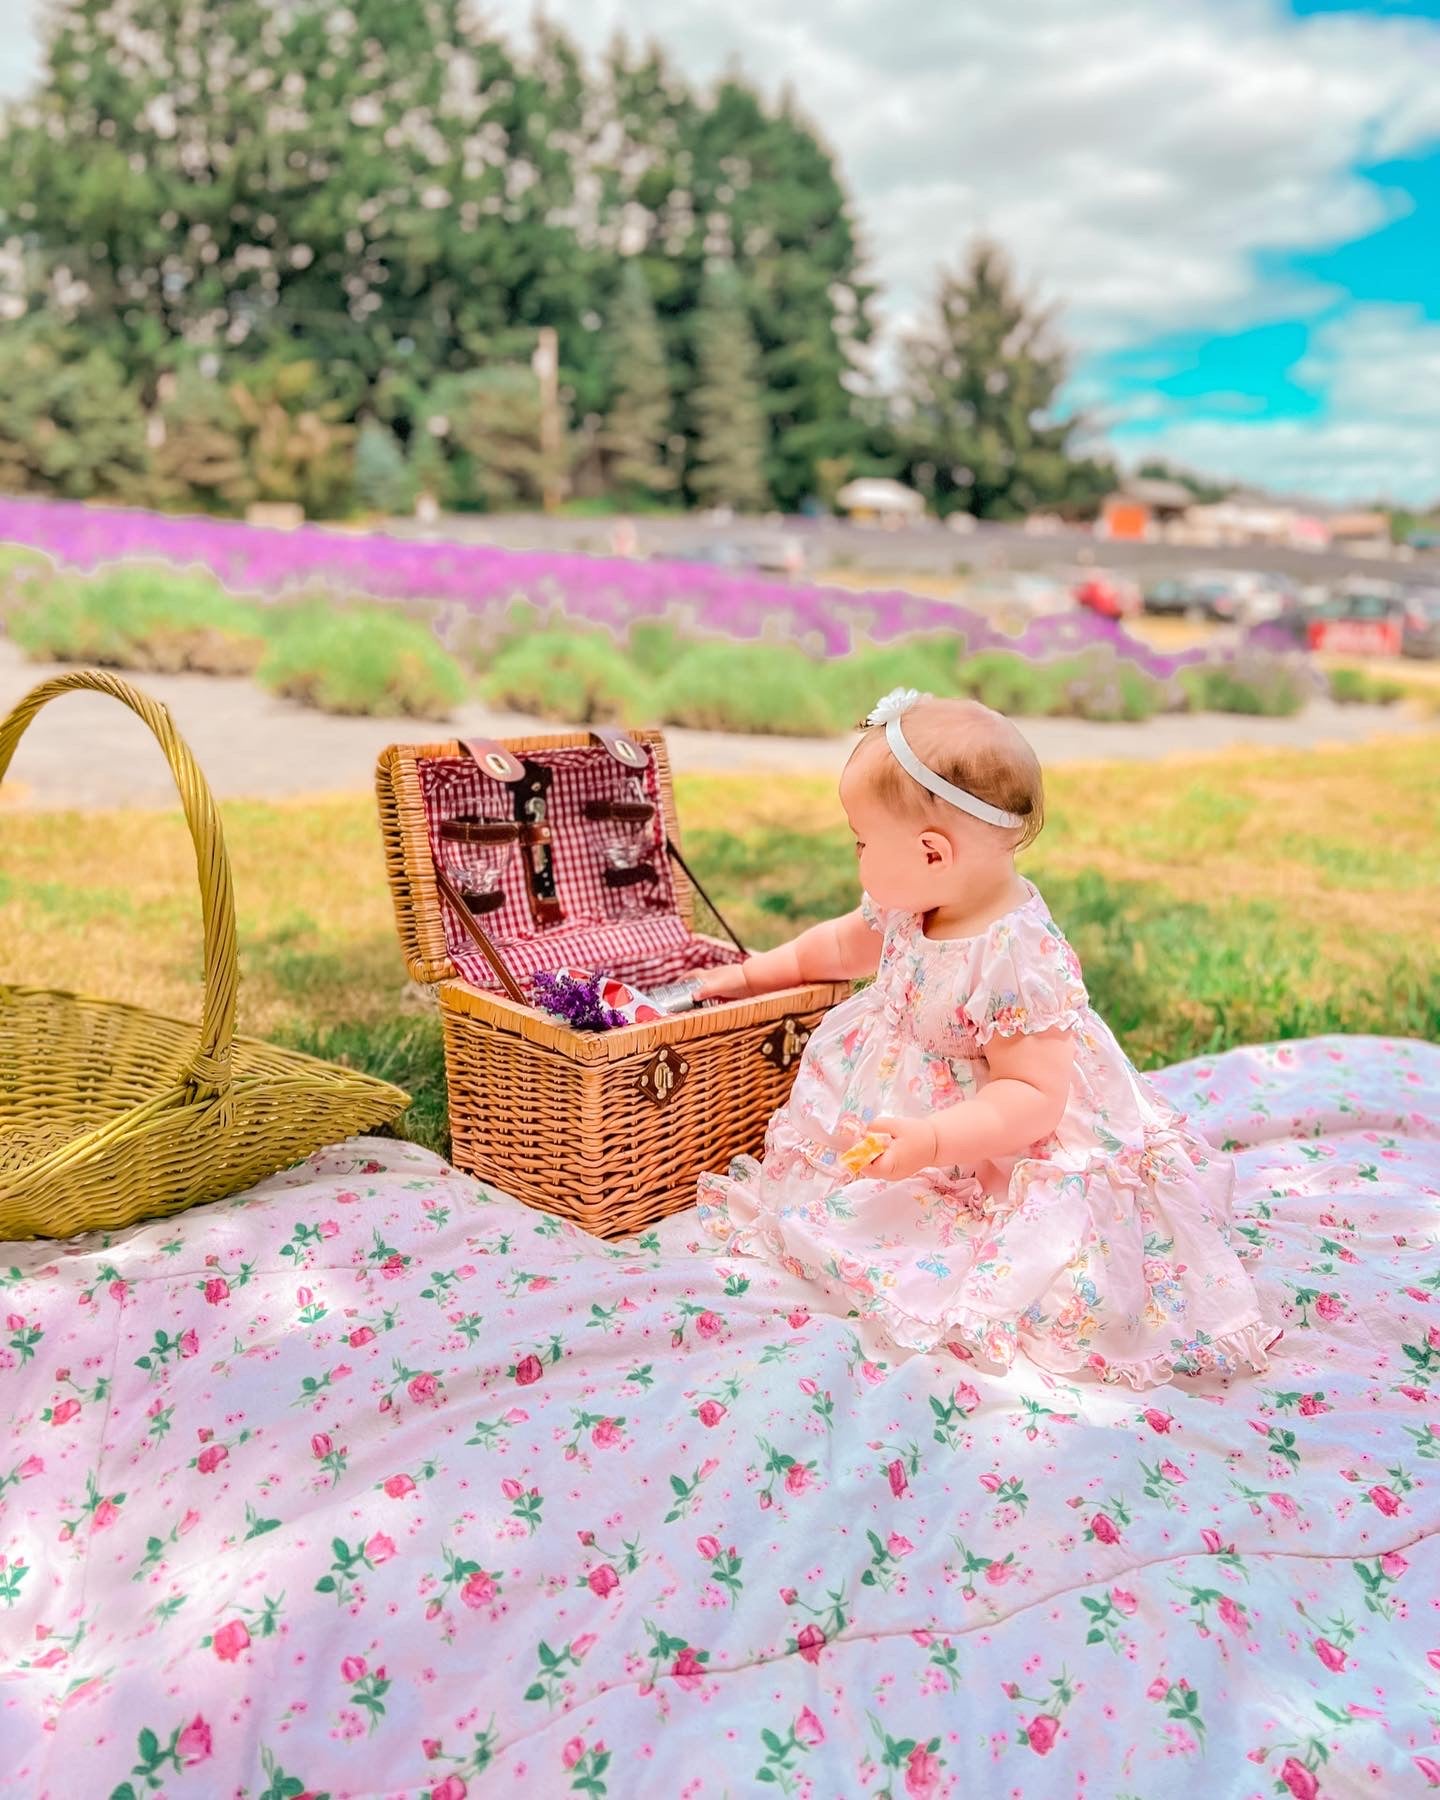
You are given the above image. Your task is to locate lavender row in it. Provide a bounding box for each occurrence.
[0,497,1230,678]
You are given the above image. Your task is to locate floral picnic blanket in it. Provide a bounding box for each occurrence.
[2,1034,1438,1799]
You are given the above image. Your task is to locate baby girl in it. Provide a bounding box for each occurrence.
[693,687,1281,1390]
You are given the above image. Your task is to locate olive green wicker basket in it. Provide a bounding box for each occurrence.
[0,670,409,1241]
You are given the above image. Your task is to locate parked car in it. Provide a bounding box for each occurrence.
[1009,573,1071,616]
[1401,588,1440,659]
[1305,582,1408,657]
[1185,569,1276,623]
[1241,578,1303,625]
[1252,587,1310,643]
[1072,570,1141,619]
[1141,576,1198,617]
[1186,570,1246,622]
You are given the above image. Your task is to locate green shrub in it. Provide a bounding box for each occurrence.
[1179,653,1310,717]
[1060,647,1163,722]
[0,543,53,623]
[624,620,693,680]
[953,649,1076,715]
[655,641,838,736]
[7,563,267,673]
[1328,665,1404,706]
[257,601,467,718]
[482,629,653,724]
[821,635,963,724]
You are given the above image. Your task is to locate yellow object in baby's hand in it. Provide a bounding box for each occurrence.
[840,1130,889,1175]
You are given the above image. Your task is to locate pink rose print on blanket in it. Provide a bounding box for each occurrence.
[2,1040,1436,1798]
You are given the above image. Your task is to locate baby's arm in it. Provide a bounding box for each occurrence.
[866,1026,1076,1179]
[695,907,880,1002]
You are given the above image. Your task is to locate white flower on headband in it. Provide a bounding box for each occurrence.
[864,687,926,727]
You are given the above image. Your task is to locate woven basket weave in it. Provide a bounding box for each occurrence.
[377,728,849,1238]
[0,670,409,1241]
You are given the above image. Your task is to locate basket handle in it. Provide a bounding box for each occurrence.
[0,669,237,1111]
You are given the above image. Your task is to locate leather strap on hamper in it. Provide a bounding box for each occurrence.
[665,840,748,956]
[433,864,528,1004]
[460,738,526,783]
[587,726,650,770]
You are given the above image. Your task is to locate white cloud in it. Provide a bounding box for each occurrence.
[479,0,1440,499]
[480,0,1440,356]
[1117,305,1440,504]
[0,2,41,101]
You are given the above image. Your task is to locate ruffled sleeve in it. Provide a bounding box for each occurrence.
[859,890,887,934]
[964,912,1089,1046]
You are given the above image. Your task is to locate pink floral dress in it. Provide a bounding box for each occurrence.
[697,880,1283,1389]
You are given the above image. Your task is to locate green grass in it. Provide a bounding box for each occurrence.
[1,736,1434,1160]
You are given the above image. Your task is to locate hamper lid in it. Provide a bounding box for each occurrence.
[376,726,711,992]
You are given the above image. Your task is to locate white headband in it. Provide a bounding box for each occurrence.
[864,688,1026,830]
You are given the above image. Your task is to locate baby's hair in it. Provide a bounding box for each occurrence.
[850,695,1045,851]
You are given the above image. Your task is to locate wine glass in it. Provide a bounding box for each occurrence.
[591,777,656,921]
[442,814,516,915]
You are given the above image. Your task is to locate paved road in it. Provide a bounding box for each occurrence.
[390,510,1440,589]
[0,640,1429,812]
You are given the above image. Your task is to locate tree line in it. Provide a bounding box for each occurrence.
[0,0,1114,521]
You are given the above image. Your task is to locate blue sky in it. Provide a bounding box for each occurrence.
[3,0,1438,502]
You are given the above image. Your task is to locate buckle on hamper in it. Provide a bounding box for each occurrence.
[638,1044,690,1106]
[759,1016,811,1072]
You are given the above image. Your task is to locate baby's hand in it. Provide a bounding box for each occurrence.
[839,1130,889,1175]
[856,1115,939,1182]
[694,963,748,1002]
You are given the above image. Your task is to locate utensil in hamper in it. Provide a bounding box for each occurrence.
[375,726,851,1237]
[0,670,409,1241]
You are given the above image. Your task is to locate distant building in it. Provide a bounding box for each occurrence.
[1323,510,1392,557]
[1176,495,1332,551]
[1097,477,1194,541]
[1099,478,1399,557]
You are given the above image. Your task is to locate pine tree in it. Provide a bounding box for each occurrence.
[898,240,1082,520]
[1,4,879,515]
[428,368,568,511]
[354,422,417,516]
[694,83,873,509]
[601,263,676,502]
[597,46,870,511]
[229,359,356,519]
[146,371,255,513]
[0,0,592,410]
[688,271,770,513]
[0,321,148,499]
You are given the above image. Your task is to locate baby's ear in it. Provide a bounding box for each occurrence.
[919,829,954,868]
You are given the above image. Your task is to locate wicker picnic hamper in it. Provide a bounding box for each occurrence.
[0,670,409,1241]
[376,726,850,1237]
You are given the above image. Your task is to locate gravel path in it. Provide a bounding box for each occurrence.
[0,639,1430,811]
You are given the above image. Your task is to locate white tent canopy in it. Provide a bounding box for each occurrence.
[835,477,926,517]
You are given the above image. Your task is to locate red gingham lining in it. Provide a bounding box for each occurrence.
[417,745,744,996]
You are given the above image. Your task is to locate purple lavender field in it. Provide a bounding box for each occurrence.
[0,496,1323,735]
[0,495,1214,675]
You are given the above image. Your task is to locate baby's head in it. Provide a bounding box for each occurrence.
[839,694,1043,912]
